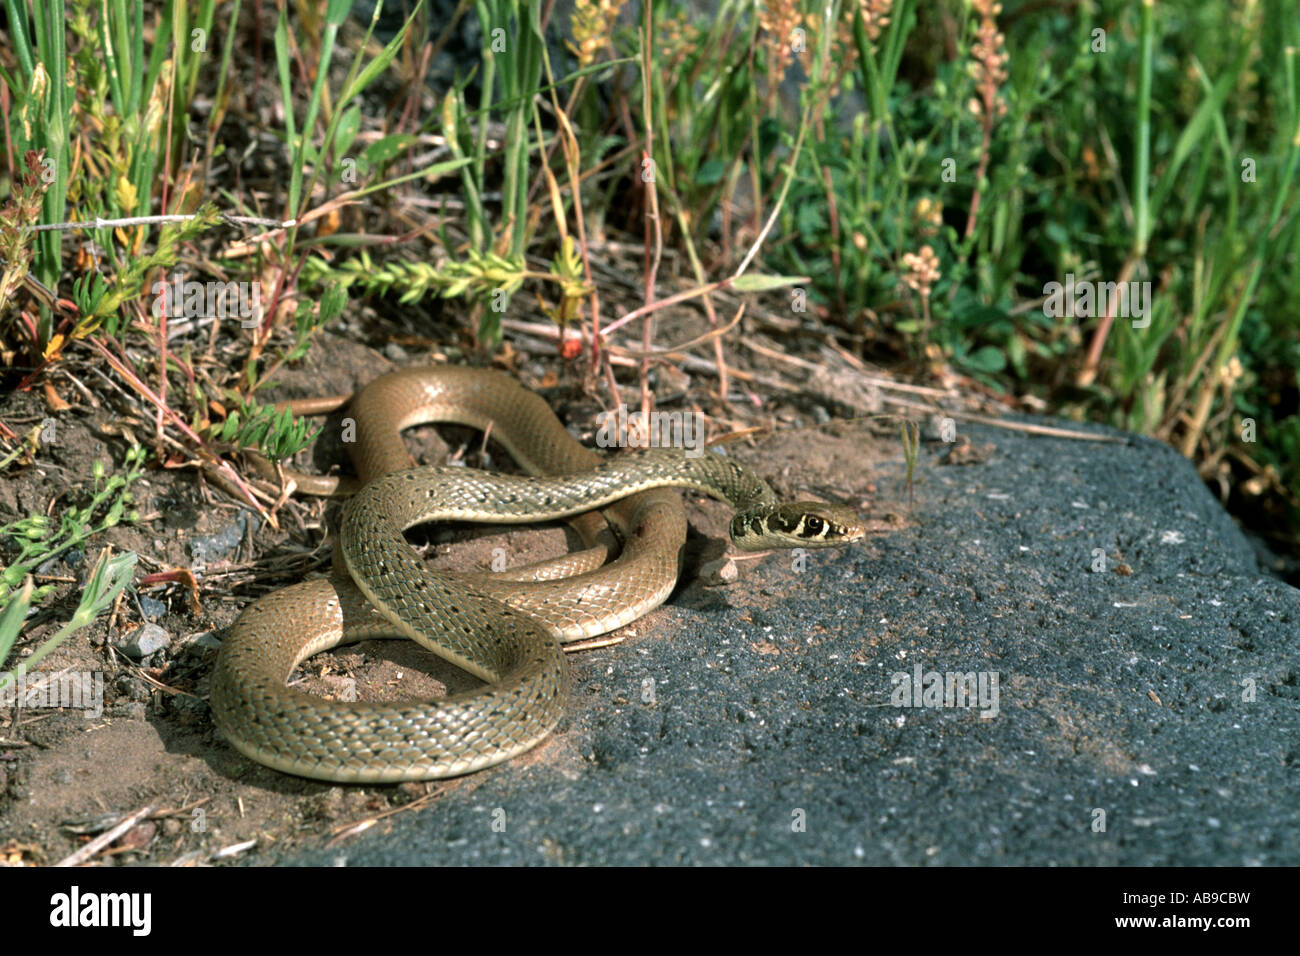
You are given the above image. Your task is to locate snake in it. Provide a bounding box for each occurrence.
[210,366,864,783]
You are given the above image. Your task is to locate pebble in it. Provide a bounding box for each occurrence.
[190,510,261,564]
[700,557,738,584]
[178,631,223,654]
[115,623,171,659]
[138,596,167,621]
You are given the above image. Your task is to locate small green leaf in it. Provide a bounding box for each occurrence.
[361,134,419,168]
[696,158,726,185]
[796,202,822,239]
[731,274,808,293]
[963,345,1007,373]
[326,0,352,27]
[0,576,34,678]
[340,1,424,105]
[76,550,137,622]
[334,105,362,159]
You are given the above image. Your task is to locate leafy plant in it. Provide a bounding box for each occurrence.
[211,398,321,464]
[0,444,145,607]
[0,549,138,691]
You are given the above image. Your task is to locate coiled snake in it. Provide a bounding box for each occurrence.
[210,366,863,782]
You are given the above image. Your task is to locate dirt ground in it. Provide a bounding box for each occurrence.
[0,329,900,866]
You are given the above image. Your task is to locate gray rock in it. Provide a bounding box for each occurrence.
[190,510,261,564]
[699,557,738,584]
[115,623,171,660]
[178,631,224,654]
[137,596,167,621]
[270,417,1300,866]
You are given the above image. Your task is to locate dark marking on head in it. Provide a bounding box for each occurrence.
[767,510,800,534]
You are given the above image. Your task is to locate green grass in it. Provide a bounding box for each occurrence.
[759,0,1300,541]
[0,440,143,683]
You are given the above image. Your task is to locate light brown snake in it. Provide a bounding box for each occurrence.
[210,366,863,783]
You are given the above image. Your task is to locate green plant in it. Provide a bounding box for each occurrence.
[0,150,50,319]
[0,0,76,327]
[749,0,1298,539]
[0,444,145,607]
[0,549,138,691]
[210,397,321,464]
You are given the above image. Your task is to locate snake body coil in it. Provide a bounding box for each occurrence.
[211,366,862,782]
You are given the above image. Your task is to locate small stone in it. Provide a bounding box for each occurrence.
[653,365,690,401]
[700,557,738,585]
[178,631,223,654]
[138,596,167,621]
[115,623,171,659]
[117,821,156,851]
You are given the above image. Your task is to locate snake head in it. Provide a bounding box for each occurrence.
[729,502,866,551]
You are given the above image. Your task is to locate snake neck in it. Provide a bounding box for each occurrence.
[586,448,781,512]
[347,447,780,528]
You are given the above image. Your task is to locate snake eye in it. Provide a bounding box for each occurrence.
[804,515,824,536]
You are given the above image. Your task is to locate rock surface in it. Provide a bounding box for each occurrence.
[285,419,1298,866]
